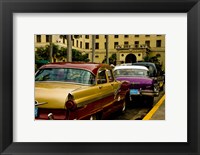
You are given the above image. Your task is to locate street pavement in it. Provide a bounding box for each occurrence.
[150,101,165,120]
[142,94,165,120]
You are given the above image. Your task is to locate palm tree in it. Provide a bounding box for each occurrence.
[92,35,95,62]
[59,35,72,62]
[67,35,72,62]
[59,35,81,62]
[105,35,109,64]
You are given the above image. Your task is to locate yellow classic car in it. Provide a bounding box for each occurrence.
[35,62,130,120]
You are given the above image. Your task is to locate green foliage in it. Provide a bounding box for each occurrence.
[35,44,89,63]
[102,53,117,65]
[72,49,90,62]
[35,45,50,61]
[143,55,163,72]
[59,35,67,39]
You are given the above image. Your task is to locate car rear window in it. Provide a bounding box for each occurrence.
[114,69,148,77]
[35,68,95,85]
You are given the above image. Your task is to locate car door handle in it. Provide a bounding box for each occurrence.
[111,83,114,86]
[99,86,102,89]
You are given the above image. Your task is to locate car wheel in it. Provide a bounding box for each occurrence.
[147,96,154,108]
[90,112,102,120]
[125,93,131,105]
[90,114,97,120]
[121,100,126,113]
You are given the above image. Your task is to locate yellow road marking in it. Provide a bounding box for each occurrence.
[142,95,165,120]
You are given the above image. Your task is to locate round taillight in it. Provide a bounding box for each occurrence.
[65,100,76,110]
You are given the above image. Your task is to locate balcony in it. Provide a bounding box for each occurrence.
[115,44,151,50]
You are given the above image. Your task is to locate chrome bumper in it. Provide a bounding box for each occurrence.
[130,90,159,97]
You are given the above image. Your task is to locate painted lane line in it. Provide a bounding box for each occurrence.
[142,95,165,120]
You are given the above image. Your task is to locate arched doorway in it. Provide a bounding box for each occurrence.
[125,54,137,63]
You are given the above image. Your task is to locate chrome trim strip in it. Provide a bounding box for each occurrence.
[35,102,48,106]
[77,92,115,108]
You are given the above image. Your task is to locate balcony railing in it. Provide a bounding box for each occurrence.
[115,44,150,50]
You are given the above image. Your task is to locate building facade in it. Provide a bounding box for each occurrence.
[35,34,165,69]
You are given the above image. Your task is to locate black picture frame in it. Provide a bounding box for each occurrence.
[0,0,199,154]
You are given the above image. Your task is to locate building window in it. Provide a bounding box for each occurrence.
[76,40,78,47]
[124,35,129,38]
[138,54,141,56]
[135,41,139,47]
[95,55,99,58]
[95,43,99,49]
[96,35,99,39]
[135,35,139,37]
[114,42,118,48]
[46,35,52,42]
[36,35,41,42]
[157,35,162,36]
[145,40,150,47]
[156,54,161,57]
[156,40,162,47]
[114,35,119,38]
[63,38,65,44]
[124,41,129,48]
[145,35,150,37]
[85,35,89,39]
[85,43,89,49]
[80,41,82,48]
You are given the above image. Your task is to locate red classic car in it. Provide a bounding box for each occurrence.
[35,62,130,120]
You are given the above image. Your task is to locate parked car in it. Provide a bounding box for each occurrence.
[35,62,130,120]
[133,62,165,91]
[113,65,159,106]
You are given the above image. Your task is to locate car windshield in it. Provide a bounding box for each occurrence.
[35,68,95,85]
[114,69,148,77]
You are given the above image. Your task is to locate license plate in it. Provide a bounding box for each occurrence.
[130,89,139,95]
[35,107,38,118]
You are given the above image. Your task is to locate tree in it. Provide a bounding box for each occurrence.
[59,35,72,62]
[72,49,90,62]
[92,35,95,62]
[60,35,81,62]
[35,45,50,61]
[143,55,163,74]
[105,35,109,64]
[102,53,116,65]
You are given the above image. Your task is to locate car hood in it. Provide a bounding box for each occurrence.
[35,82,87,109]
[116,76,153,84]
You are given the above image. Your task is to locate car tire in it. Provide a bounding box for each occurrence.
[121,100,126,113]
[160,84,164,91]
[90,114,97,120]
[90,112,102,120]
[147,96,154,108]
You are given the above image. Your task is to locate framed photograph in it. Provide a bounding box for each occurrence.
[0,0,199,154]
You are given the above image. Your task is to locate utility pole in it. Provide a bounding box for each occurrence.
[106,35,109,64]
[92,35,95,62]
[67,35,72,62]
[49,35,53,63]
